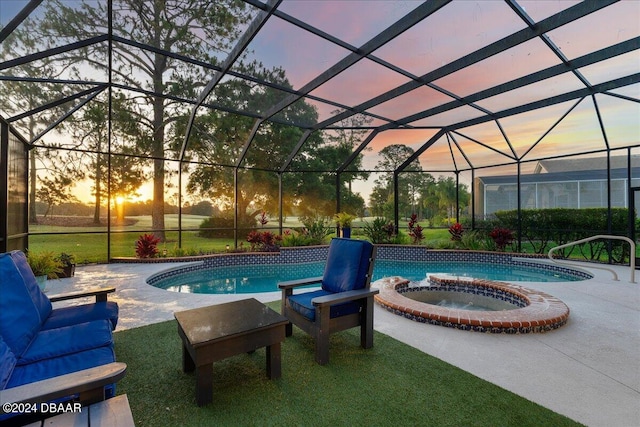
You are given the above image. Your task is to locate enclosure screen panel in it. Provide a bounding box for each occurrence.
[7,128,28,251]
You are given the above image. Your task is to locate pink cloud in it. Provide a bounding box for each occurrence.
[308,58,411,107]
[372,1,526,78]
[366,86,455,121]
[546,1,640,60]
[277,1,419,47]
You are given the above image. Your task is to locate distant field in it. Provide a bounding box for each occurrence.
[29,215,231,263]
[27,214,447,263]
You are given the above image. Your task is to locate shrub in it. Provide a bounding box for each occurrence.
[198,214,256,238]
[391,230,409,245]
[493,207,629,256]
[170,246,188,257]
[407,214,424,245]
[280,229,316,247]
[299,215,331,244]
[136,233,160,258]
[246,230,282,252]
[448,223,464,241]
[27,251,63,278]
[363,217,395,244]
[460,230,487,250]
[489,227,514,252]
[424,239,457,249]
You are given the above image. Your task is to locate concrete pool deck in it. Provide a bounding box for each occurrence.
[43,260,639,427]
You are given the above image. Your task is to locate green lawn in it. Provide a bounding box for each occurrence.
[28,215,629,264]
[27,215,451,263]
[28,215,237,263]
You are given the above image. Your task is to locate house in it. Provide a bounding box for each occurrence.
[474,156,640,218]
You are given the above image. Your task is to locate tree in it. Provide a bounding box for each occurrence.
[369,186,391,217]
[37,0,252,240]
[35,175,79,217]
[434,176,470,225]
[184,65,366,222]
[369,144,434,220]
[0,19,73,224]
[60,94,148,224]
[400,170,434,219]
[181,67,298,222]
[323,111,372,215]
[188,200,216,216]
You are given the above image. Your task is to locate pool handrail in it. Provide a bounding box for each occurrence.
[547,235,636,284]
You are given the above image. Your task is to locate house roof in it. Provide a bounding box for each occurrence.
[478,164,640,185]
[534,156,640,174]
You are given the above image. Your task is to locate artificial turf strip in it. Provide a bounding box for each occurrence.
[113,310,583,427]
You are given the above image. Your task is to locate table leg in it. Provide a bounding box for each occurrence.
[182,344,195,373]
[266,342,281,379]
[196,363,213,406]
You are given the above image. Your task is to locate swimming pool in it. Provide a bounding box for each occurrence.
[373,259,583,282]
[155,262,324,294]
[149,252,589,294]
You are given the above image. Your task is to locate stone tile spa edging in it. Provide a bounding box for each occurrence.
[374,276,570,333]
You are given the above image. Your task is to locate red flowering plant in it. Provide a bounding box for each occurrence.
[246,230,282,252]
[258,211,269,227]
[448,223,464,241]
[489,227,514,252]
[246,230,262,251]
[382,221,396,240]
[135,233,160,258]
[407,214,424,245]
[260,231,282,251]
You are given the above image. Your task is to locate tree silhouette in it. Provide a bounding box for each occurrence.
[36,0,251,240]
[0,18,73,224]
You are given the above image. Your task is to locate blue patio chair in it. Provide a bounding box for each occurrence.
[278,238,378,365]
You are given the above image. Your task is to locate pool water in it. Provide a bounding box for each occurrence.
[159,262,325,294]
[404,290,520,311]
[374,259,580,282]
[153,258,584,294]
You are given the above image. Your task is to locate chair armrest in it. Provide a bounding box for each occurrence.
[312,288,379,307]
[0,362,127,405]
[278,276,323,290]
[49,287,116,303]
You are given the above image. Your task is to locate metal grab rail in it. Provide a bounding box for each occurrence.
[548,235,636,283]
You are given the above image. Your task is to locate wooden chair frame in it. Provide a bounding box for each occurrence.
[279,246,378,365]
[0,362,127,426]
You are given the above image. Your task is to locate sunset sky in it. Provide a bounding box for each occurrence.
[1,0,638,203]
[236,0,639,174]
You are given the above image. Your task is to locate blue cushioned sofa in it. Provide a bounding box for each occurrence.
[0,251,120,423]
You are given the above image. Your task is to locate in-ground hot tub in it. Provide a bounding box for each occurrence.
[405,287,524,311]
[375,276,570,334]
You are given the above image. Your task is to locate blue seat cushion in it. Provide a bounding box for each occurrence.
[321,238,373,293]
[17,320,113,366]
[42,302,119,331]
[0,254,43,357]
[0,345,116,422]
[288,290,361,321]
[9,251,53,324]
[0,336,16,390]
[5,344,115,389]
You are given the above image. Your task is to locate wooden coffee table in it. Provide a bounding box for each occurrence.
[174,298,289,406]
